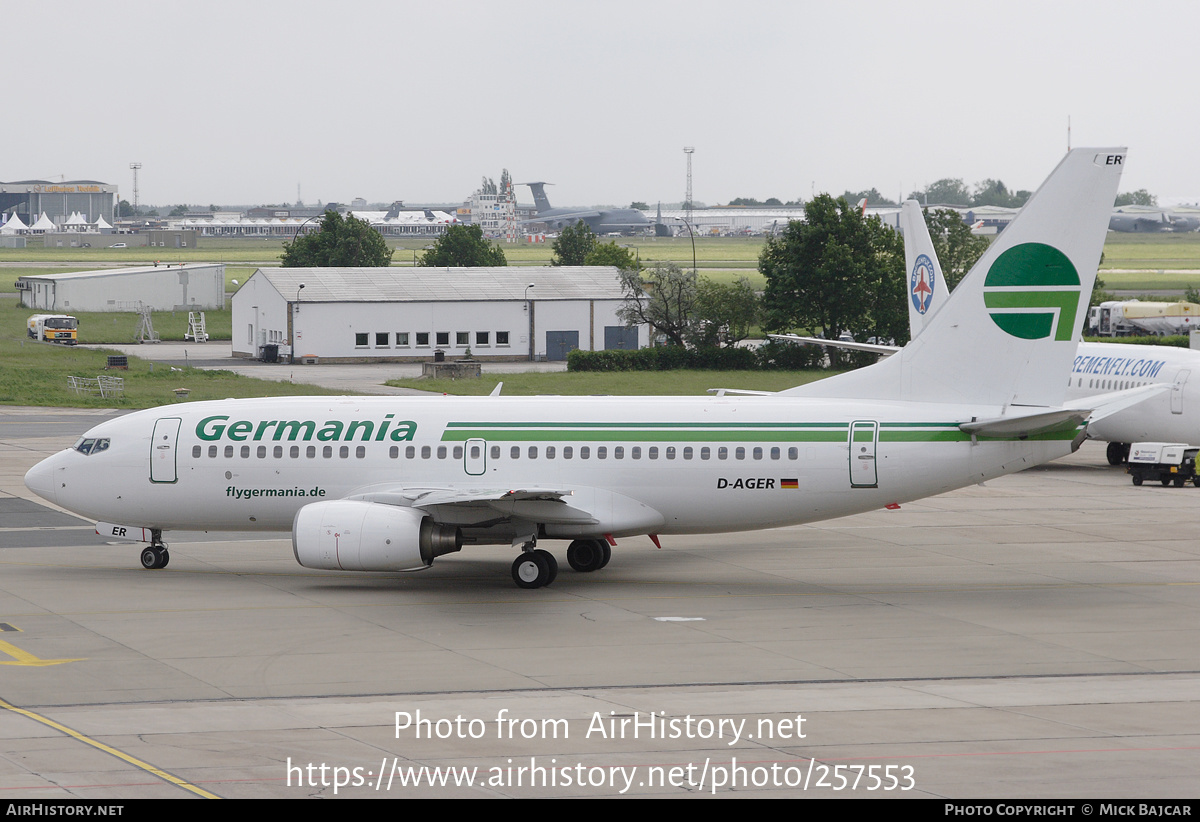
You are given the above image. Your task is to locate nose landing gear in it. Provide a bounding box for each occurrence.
[139,530,170,569]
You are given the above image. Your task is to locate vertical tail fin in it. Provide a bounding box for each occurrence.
[520,182,554,214]
[900,199,943,339]
[787,148,1125,408]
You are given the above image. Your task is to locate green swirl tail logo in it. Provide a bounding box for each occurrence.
[982,243,1080,341]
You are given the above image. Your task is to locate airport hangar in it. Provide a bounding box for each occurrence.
[0,179,116,226]
[231,266,647,363]
[15,264,226,312]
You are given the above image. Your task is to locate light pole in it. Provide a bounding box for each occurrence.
[674,217,696,275]
[288,283,306,364]
[524,283,536,361]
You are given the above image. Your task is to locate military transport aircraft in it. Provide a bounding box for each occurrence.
[26,149,1125,588]
[519,182,651,234]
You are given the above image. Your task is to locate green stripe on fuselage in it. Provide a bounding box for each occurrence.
[438,422,1081,444]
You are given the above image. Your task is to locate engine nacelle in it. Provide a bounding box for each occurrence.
[292,500,462,572]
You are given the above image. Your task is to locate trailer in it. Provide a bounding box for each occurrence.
[1088,300,1200,337]
[1127,442,1200,486]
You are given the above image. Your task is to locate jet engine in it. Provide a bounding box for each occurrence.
[292,500,462,572]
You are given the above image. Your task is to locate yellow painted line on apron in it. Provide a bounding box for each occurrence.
[0,696,219,799]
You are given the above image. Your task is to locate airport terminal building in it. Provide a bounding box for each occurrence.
[232,266,645,362]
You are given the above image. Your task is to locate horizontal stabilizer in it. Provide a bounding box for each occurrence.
[768,333,900,356]
[960,409,1089,439]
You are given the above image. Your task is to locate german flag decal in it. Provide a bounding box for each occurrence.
[781,478,799,489]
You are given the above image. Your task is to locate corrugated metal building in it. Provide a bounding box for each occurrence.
[231,266,645,362]
[16,264,226,312]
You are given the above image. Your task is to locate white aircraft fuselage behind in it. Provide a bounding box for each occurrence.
[1067,342,1196,445]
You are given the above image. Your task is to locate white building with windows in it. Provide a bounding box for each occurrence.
[231,266,645,362]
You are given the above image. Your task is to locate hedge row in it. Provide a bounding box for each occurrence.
[1081,335,1190,348]
[567,343,876,372]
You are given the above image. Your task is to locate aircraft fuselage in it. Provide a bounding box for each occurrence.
[27,394,1075,539]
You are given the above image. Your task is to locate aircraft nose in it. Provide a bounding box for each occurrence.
[24,455,59,504]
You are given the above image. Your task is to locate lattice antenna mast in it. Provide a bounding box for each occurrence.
[683,147,695,226]
[129,163,142,213]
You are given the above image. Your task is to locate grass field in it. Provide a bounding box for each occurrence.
[4,302,233,344]
[385,369,836,396]
[0,308,336,409]
[4,231,1200,297]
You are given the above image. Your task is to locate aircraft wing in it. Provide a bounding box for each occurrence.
[346,486,599,525]
[1061,383,1173,424]
[768,333,901,356]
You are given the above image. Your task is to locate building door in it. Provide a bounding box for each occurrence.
[149,417,182,483]
[848,420,879,488]
[546,331,579,361]
[604,326,638,350]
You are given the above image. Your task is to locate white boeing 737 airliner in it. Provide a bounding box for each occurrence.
[25,149,1126,588]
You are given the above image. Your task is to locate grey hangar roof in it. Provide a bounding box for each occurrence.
[253,266,627,303]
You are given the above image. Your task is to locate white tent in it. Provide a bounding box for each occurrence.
[30,212,57,233]
[0,213,28,234]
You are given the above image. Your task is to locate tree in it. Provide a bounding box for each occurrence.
[629,201,649,210]
[281,210,393,267]
[117,200,136,218]
[1115,188,1158,207]
[842,188,897,207]
[168,204,189,217]
[618,262,698,348]
[971,179,1030,208]
[499,168,512,195]
[418,224,506,267]
[759,194,907,363]
[583,241,639,270]
[692,277,759,347]
[923,208,991,290]
[480,176,497,195]
[551,220,597,266]
[909,178,971,205]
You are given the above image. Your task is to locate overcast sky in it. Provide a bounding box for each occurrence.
[9,0,1197,208]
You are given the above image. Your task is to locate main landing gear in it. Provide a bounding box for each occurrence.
[566,538,611,573]
[140,530,170,570]
[512,549,558,589]
[509,538,613,589]
[1107,442,1130,466]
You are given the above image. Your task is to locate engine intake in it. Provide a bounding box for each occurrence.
[293,500,462,572]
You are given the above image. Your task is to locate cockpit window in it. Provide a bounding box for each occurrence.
[73,437,110,455]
